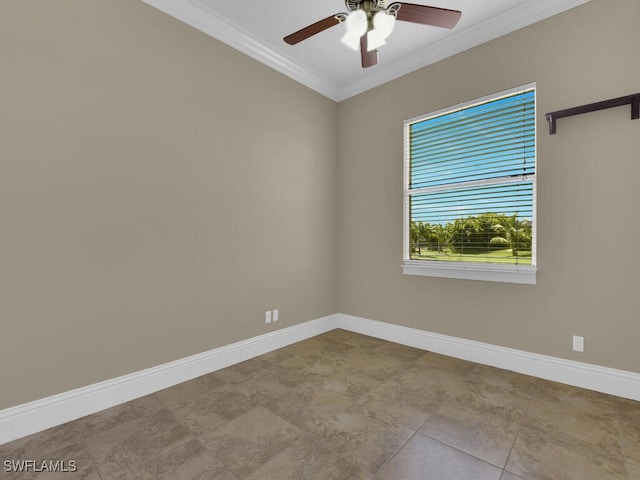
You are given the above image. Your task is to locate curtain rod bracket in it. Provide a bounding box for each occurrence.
[545,92,640,135]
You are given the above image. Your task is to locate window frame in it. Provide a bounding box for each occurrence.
[402,84,537,285]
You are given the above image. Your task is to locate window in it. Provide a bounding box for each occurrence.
[403,85,536,284]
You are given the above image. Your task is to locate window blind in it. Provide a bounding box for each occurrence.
[406,88,536,265]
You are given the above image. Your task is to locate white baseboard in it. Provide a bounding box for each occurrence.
[0,314,338,446]
[3,311,638,446]
[336,313,640,402]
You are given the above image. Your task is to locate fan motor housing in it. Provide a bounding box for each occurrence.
[346,0,389,13]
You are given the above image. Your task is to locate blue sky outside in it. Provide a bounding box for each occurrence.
[411,182,534,225]
[409,89,535,226]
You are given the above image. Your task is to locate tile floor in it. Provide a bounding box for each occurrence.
[1,329,639,479]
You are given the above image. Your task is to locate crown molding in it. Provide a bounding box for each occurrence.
[140,0,341,100]
[335,0,593,100]
[141,0,592,102]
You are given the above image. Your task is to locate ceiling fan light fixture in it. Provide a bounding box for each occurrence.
[366,32,386,51]
[367,11,396,51]
[283,2,462,68]
[340,9,368,51]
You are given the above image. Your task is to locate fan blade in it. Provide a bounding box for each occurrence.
[392,3,461,29]
[284,15,343,45]
[360,35,378,68]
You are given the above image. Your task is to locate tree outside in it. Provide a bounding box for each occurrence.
[410,212,532,264]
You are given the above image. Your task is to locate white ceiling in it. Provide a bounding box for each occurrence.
[142,0,591,101]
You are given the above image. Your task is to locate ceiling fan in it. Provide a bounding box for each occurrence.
[283,0,462,68]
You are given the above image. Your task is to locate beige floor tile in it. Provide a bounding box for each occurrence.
[120,438,237,480]
[274,338,355,378]
[411,351,478,375]
[523,397,622,456]
[270,384,413,474]
[277,353,345,379]
[153,373,225,407]
[97,471,139,480]
[420,401,519,468]
[85,408,193,478]
[500,471,527,480]
[617,397,640,425]
[199,406,303,478]
[77,395,165,436]
[620,420,640,466]
[533,379,618,417]
[265,385,355,444]
[395,362,469,397]
[376,433,502,480]
[231,364,305,403]
[279,336,355,361]
[258,337,349,365]
[447,380,530,424]
[466,365,541,399]
[506,427,626,480]
[257,346,294,364]
[167,384,258,437]
[245,435,372,480]
[211,357,272,383]
[272,385,415,474]
[618,397,640,467]
[308,407,414,474]
[355,378,442,430]
[368,341,427,363]
[2,331,634,480]
[304,367,380,401]
[627,462,640,480]
[336,348,412,381]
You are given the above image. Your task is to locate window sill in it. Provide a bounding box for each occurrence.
[402,261,537,285]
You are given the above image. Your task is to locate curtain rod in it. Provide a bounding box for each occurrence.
[545,93,640,134]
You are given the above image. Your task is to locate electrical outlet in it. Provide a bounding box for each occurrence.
[572,335,584,352]
[265,310,272,323]
[273,309,279,322]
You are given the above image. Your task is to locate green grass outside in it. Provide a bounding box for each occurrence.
[411,248,532,265]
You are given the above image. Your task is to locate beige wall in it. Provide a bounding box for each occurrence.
[2,0,638,411]
[337,0,640,373]
[0,1,338,409]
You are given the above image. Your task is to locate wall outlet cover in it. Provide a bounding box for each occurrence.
[573,335,584,352]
